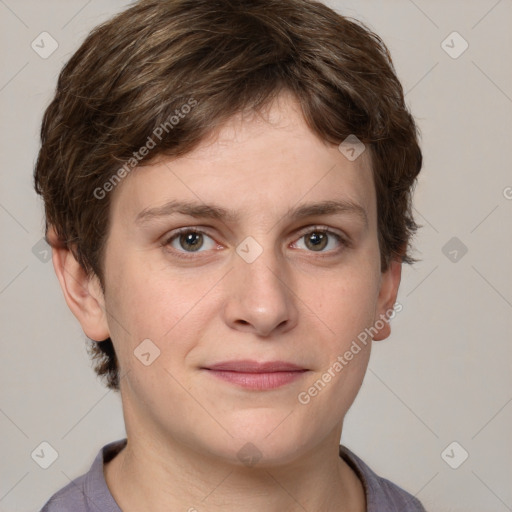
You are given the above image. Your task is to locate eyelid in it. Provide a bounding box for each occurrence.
[290,225,350,252]
[164,226,211,242]
[293,224,348,243]
[162,224,350,259]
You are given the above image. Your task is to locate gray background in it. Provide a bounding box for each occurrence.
[1,1,511,511]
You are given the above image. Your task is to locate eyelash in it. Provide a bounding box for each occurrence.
[162,226,350,260]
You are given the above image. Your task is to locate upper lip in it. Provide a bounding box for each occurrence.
[203,360,307,373]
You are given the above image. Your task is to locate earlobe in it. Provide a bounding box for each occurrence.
[48,226,110,342]
[372,258,402,341]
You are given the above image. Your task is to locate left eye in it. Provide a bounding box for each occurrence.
[292,229,344,252]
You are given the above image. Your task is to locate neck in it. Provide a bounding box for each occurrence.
[104,431,366,512]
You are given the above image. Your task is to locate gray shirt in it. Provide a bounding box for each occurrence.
[40,439,426,511]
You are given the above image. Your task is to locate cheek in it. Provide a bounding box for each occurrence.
[311,266,380,342]
[295,275,376,421]
[103,253,219,361]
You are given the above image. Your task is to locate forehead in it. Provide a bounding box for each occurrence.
[109,92,376,229]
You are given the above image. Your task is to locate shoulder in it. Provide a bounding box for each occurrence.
[39,439,126,512]
[339,445,427,512]
[39,473,89,512]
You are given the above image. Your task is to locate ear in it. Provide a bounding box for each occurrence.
[48,226,110,342]
[372,258,402,341]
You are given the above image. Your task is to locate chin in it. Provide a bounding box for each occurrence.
[209,410,316,468]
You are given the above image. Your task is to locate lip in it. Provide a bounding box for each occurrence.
[202,360,309,390]
[204,360,307,372]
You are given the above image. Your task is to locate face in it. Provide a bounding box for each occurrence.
[84,92,400,466]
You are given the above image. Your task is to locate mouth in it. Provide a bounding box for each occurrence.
[201,360,309,390]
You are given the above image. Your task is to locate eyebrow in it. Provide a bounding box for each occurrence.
[135,198,368,228]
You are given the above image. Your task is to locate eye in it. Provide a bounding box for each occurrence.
[164,228,218,255]
[292,227,347,253]
[162,226,349,259]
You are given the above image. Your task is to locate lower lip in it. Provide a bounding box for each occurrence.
[205,370,307,390]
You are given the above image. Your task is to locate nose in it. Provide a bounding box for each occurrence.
[222,245,299,337]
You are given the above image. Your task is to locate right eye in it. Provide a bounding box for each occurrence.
[163,228,219,257]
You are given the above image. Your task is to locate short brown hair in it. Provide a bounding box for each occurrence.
[34,0,423,390]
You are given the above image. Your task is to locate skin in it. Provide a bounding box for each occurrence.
[51,91,402,512]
